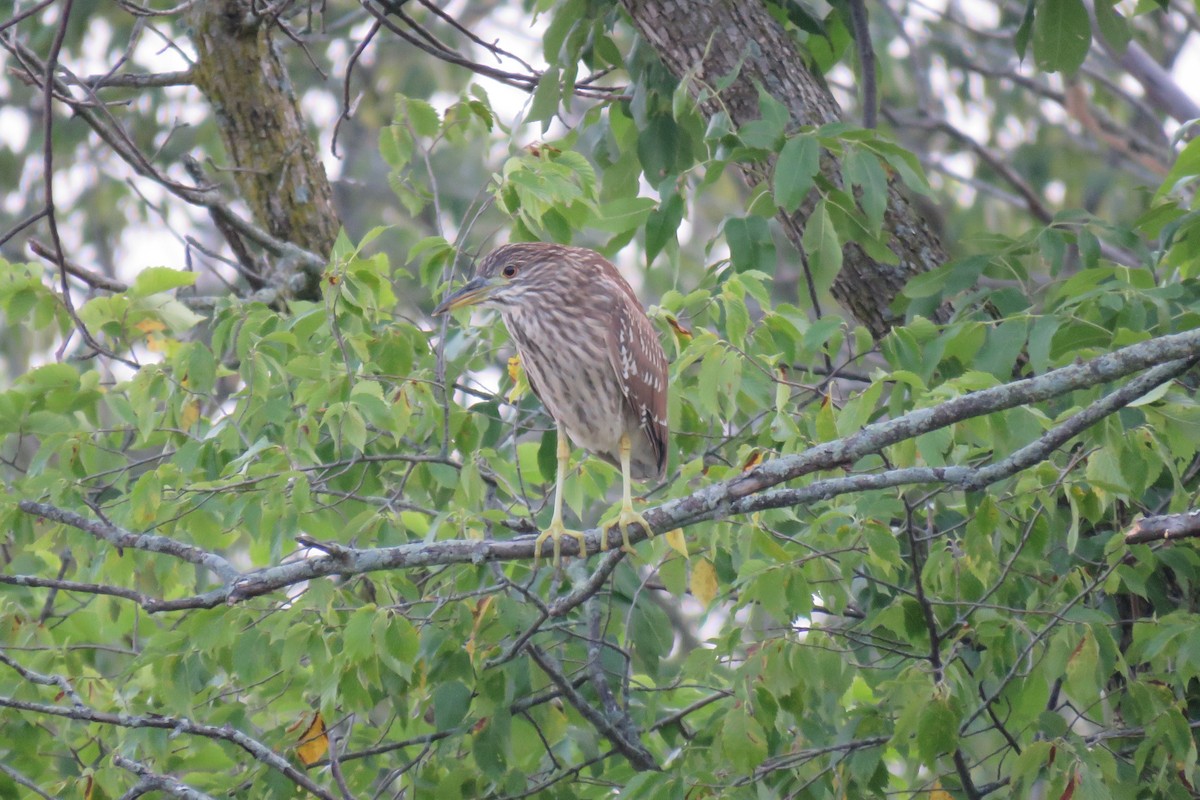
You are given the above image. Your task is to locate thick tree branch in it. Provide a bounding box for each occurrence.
[621,0,949,337]
[12,328,1197,612]
[187,0,340,299]
[1125,510,1200,544]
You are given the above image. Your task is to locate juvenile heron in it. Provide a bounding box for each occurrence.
[434,243,669,565]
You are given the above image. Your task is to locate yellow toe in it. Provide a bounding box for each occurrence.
[601,506,653,555]
[533,519,588,568]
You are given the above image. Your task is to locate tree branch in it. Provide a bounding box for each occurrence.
[526,644,658,771]
[12,328,1197,612]
[0,650,86,708]
[112,755,217,800]
[17,501,239,582]
[0,695,335,799]
[0,762,56,800]
[1125,510,1200,544]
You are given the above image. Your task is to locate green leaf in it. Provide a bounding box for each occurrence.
[22,362,79,392]
[645,190,684,264]
[720,709,767,772]
[802,200,842,295]
[774,134,821,212]
[146,296,206,332]
[129,470,162,525]
[399,95,440,138]
[185,343,216,394]
[591,196,656,233]
[432,681,473,730]
[1093,0,1131,53]
[528,67,561,126]
[343,606,376,661]
[975,319,1029,378]
[1027,315,1060,373]
[1085,447,1130,493]
[472,714,511,779]
[638,113,681,180]
[379,125,413,171]
[843,148,889,233]
[903,255,988,300]
[1014,0,1037,58]
[1065,630,1101,709]
[130,267,198,297]
[807,9,851,73]
[1033,0,1091,74]
[739,89,790,149]
[697,345,727,418]
[871,140,933,196]
[724,216,776,273]
[542,0,582,60]
[537,429,557,484]
[722,284,751,344]
[916,691,961,765]
[1155,138,1200,200]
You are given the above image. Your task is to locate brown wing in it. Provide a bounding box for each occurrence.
[605,290,670,481]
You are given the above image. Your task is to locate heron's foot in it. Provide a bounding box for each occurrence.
[601,505,654,555]
[533,519,589,569]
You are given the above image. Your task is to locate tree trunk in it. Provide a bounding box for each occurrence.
[189,1,340,300]
[623,0,949,337]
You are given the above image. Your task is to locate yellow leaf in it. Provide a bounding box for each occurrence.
[134,318,166,334]
[691,558,718,606]
[506,355,529,402]
[294,711,328,766]
[466,596,494,659]
[180,400,200,429]
[929,782,953,800]
[741,450,764,471]
[664,528,688,558]
[665,313,692,340]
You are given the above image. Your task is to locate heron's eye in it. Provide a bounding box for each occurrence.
[501,264,518,278]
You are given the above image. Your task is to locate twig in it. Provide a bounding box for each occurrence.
[331,18,381,158]
[28,238,129,292]
[18,501,238,582]
[0,650,85,708]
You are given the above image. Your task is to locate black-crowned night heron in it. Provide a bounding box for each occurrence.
[434,242,669,566]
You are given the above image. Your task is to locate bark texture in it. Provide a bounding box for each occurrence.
[623,0,949,337]
[189,1,340,300]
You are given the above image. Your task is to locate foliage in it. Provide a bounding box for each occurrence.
[2,1,1200,799]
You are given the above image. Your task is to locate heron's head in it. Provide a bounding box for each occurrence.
[432,243,580,316]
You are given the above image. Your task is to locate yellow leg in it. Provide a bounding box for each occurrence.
[601,433,654,554]
[533,423,588,568]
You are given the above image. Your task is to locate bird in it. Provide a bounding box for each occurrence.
[434,242,669,566]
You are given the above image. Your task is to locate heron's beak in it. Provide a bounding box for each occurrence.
[433,276,496,316]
